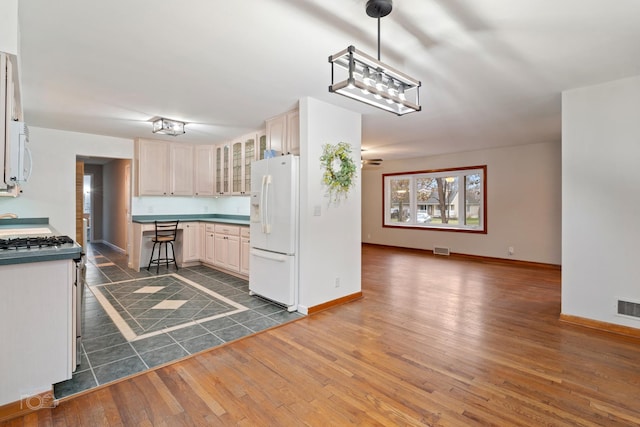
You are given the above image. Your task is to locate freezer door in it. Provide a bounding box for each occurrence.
[249,248,296,310]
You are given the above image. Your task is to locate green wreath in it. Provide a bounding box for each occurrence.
[320,142,357,202]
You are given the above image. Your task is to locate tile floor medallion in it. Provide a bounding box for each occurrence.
[91,274,250,341]
[53,242,304,400]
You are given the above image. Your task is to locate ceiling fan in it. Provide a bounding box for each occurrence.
[361,149,384,167]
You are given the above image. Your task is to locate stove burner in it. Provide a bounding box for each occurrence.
[0,235,74,250]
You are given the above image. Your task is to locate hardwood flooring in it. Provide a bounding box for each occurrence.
[4,244,640,426]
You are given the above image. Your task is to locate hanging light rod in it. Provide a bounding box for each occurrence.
[328,0,421,116]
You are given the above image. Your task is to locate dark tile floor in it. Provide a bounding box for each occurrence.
[54,242,303,399]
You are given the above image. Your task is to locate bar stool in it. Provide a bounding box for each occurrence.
[147,220,179,273]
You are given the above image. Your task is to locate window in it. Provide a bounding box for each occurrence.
[383,166,486,233]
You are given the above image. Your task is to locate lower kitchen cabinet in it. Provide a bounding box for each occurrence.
[181,222,201,264]
[214,224,240,272]
[240,227,250,275]
[203,224,216,265]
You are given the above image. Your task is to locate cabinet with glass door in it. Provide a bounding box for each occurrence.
[231,132,257,195]
[214,143,230,195]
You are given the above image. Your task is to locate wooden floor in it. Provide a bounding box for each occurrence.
[4,244,640,426]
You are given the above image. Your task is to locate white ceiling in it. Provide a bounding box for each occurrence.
[16,0,640,161]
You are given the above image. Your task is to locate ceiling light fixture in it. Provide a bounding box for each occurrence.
[328,0,421,116]
[152,118,185,136]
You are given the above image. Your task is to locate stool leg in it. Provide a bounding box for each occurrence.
[170,242,178,271]
[165,242,169,269]
[147,242,157,271]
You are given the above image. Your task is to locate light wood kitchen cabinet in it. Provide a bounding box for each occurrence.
[169,143,194,196]
[231,132,256,195]
[203,224,216,265]
[181,222,201,263]
[214,143,231,195]
[194,145,215,196]
[136,139,194,196]
[214,224,240,272]
[240,227,250,276]
[256,129,267,160]
[136,139,169,196]
[265,107,299,156]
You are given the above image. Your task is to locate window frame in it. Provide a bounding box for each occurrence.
[382,165,487,234]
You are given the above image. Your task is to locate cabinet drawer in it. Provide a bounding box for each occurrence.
[205,224,216,233]
[215,224,240,235]
[241,227,250,238]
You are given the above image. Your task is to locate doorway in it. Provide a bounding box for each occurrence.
[83,174,92,243]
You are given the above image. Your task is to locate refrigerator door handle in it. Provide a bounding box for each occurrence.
[263,174,272,234]
[251,248,287,262]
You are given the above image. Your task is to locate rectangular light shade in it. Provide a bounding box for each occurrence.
[329,45,421,116]
[152,118,185,136]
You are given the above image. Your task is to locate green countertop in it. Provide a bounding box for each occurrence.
[132,214,250,226]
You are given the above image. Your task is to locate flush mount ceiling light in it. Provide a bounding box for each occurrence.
[328,0,421,116]
[152,118,185,136]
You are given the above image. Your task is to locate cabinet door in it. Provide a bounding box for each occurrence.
[183,223,200,262]
[170,144,194,196]
[214,233,227,267]
[256,130,267,161]
[194,145,215,196]
[266,114,286,156]
[137,139,169,196]
[215,144,230,195]
[231,139,243,195]
[227,235,240,272]
[286,109,300,155]
[204,229,215,264]
[240,236,250,276]
[243,133,256,194]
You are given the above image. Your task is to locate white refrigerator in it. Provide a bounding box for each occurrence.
[249,155,299,311]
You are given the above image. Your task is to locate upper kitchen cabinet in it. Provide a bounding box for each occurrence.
[231,132,256,195]
[256,130,267,160]
[135,139,169,196]
[214,143,230,195]
[265,107,299,156]
[135,139,193,196]
[169,143,194,196]
[194,145,216,196]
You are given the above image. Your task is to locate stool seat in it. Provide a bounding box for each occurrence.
[147,220,179,273]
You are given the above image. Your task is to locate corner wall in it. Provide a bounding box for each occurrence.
[361,141,562,265]
[298,97,362,312]
[562,75,640,328]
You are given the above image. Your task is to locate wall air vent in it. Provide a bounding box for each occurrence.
[433,246,450,256]
[617,300,640,318]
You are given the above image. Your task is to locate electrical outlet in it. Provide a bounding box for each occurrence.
[335,277,340,288]
[508,246,515,256]
[367,233,371,239]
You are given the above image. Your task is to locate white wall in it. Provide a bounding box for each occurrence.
[562,75,640,328]
[0,127,132,239]
[362,141,562,265]
[298,97,362,312]
[0,0,19,55]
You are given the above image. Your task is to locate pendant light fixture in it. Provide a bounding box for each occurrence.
[328,0,421,116]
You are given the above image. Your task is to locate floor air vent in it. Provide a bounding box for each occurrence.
[617,300,640,318]
[434,246,450,256]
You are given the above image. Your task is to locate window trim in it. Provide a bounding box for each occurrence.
[382,165,487,234]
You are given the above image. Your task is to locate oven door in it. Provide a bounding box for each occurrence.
[72,254,86,371]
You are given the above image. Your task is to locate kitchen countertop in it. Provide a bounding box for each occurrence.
[0,217,82,266]
[132,214,250,226]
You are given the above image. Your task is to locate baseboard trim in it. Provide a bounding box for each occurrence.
[559,314,640,339]
[362,243,561,270]
[93,239,125,254]
[307,292,363,315]
[0,390,56,423]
